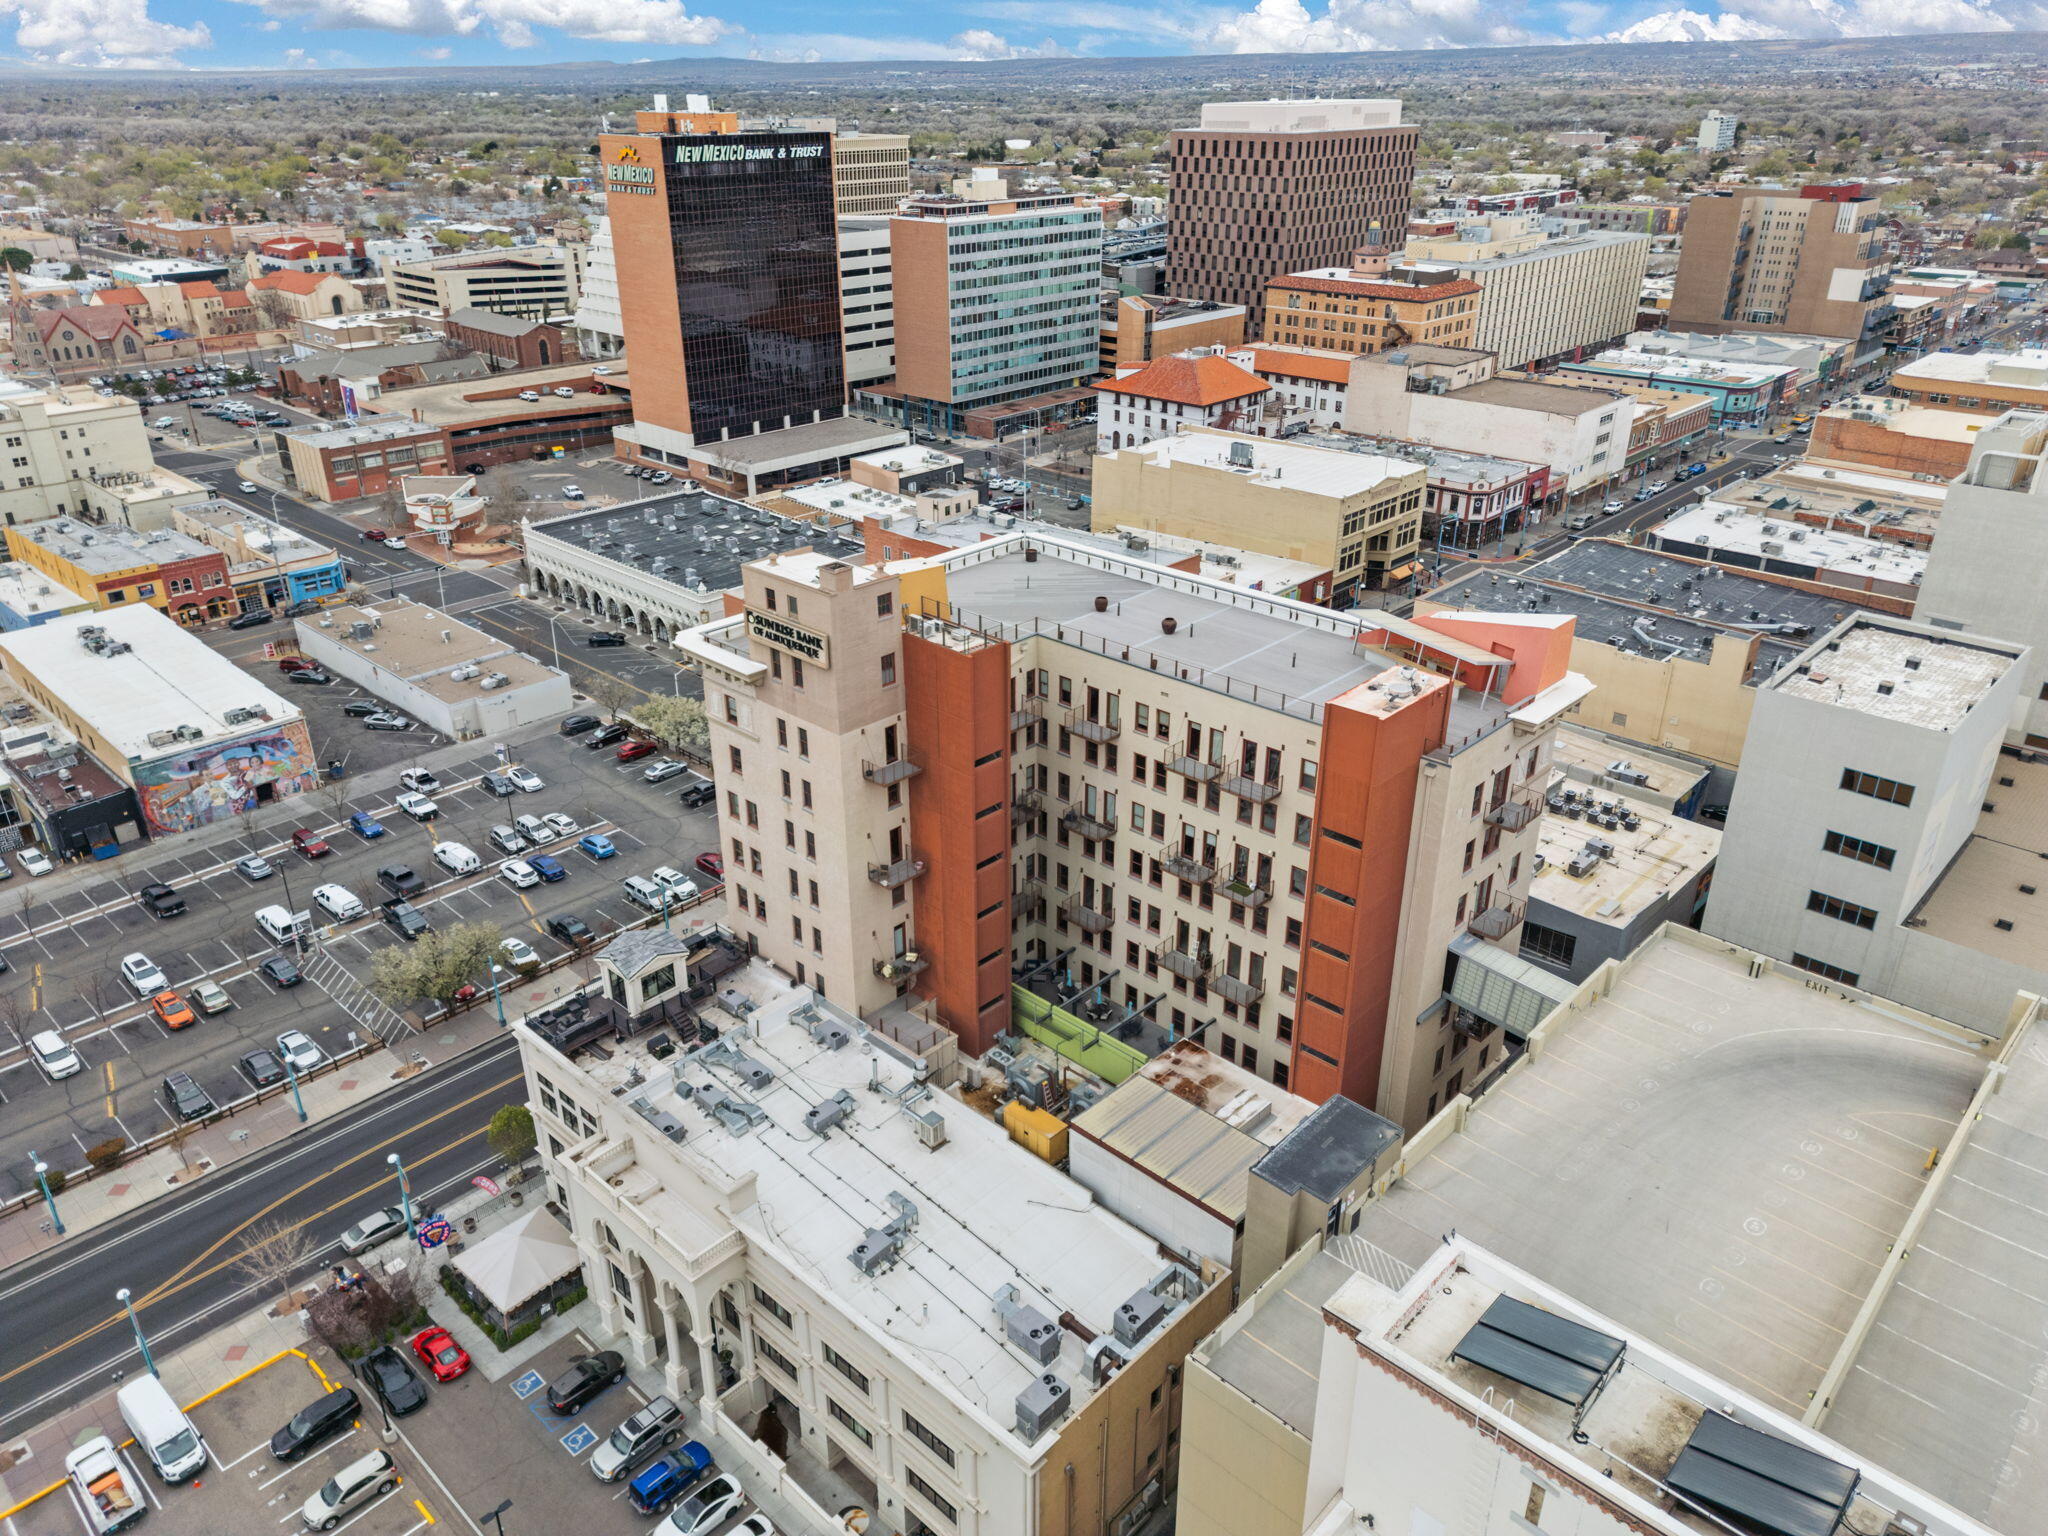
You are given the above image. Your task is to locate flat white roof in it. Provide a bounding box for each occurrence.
[1573,347,1796,386]
[0,561,90,617]
[1121,429,1421,501]
[851,446,963,476]
[0,606,300,760]
[1892,346,2048,388]
[1770,619,2018,730]
[1532,782,1720,926]
[1653,500,1929,583]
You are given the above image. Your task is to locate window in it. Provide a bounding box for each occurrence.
[1808,890,1878,929]
[877,592,893,617]
[1524,1485,1547,1528]
[827,1399,873,1447]
[1520,920,1578,971]
[1791,952,1860,987]
[903,1411,956,1468]
[754,1335,798,1382]
[906,1468,958,1525]
[880,653,897,687]
[1840,768,1914,807]
[751,1283,794,1328]
[1823,830,1896,870]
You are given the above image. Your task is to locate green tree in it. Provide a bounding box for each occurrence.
[631,695,709,756]
[487,1104,536,1165]
[435,228,470,249]
[368,920,505,1009]
[0,248,30,272]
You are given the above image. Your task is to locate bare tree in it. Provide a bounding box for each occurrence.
[234,1214,317,1308]
[582,671,642,722]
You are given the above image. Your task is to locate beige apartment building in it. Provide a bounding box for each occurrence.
[833,132,911,215]
[1668,183,1892,342]
[1400,214,1651,368]
[1260,247,1479,357]
[682,530,1589,1135]
[0,377,208,532]
[386,244,585,319]
[1090,428,1426,600]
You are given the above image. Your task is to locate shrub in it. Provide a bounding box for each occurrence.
[86,1138,127,1173]
[41,1167,67,1194]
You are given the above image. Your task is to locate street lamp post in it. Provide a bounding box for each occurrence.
[29,1152,64,1235]
[283,1053,307,1122]
[489,962,507,1028]
[116,1287,158,1377]
[479,1500,513,1536]
[387,1152,415,1236]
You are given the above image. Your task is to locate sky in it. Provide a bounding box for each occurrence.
[0,0,2040,72]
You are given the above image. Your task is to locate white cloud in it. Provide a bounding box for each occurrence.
[0,0,210,65]
[225,0,735,47]
[744,28,1068,59]
[1604,6,1784,37]
[416,41,450,53]
[280,43,319,60]
[1609,0,2048,40]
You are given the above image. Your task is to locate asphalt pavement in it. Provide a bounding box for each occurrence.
[0,1029,523,1440]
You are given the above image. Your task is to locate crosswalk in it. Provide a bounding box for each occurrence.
[299,944,414,1048]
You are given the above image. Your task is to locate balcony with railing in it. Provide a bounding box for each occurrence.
[873,951,929,981]
[1065,709,1121,744]
[1061,806,1118,842]
[1166,752,1223,783]
[1467,896,1525,941]
[866,854,927,889]
[1219,771,1282,804]
[1059,896,1113,934]
[862,750,923,787]
[1160,845,1216,885]
[1218,872,1273,909]
[1213,970,1265,1007]
[1485,786,1539,832]
[1010,698,1043,732]
[1012,785,1043,812]
[1151,940,1214,982]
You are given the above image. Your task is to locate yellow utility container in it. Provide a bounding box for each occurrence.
[1001,1100,1069,1163]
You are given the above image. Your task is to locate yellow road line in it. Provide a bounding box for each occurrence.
[414,1498,436,1524]
[103,1059,117,1121]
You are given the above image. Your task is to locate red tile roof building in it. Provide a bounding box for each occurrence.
[1094,351,1279,451]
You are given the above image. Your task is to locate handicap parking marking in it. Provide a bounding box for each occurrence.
[558,1423,600,1457]
[510,1368,545,1399]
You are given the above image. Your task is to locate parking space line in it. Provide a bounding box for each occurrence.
[222,1437,275,1472]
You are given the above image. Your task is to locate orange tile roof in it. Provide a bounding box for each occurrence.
[94,285,147,307]
[177,280,224,297]
[1246,347,1354,386]
[1093,353,1270,408]
[249,270,334,295]
[219,291,252,308]
[1266,273,1481,302]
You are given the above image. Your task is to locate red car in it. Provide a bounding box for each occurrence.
[409,1325,470,1382]
[361,527,387,542]
[290,828,332,858]
[277,657,313,673]
[615,741,657,762]
[695,851,724,880]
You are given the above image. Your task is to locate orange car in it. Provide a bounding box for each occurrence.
[151,989,196,1029]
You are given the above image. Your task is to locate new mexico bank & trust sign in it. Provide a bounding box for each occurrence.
[606,163,656,195]
[674,143,826,164]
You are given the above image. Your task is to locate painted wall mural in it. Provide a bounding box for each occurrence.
[132,720,318,833]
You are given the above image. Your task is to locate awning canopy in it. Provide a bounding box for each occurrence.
[451,1207,582,1314]
[1450,1294,1624,1408]
[1447,932,1577,1039]
[1667,1411,1860,1536]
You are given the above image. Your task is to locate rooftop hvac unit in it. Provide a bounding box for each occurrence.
[479,672,509,690]
[1015,1373,1072,1440]
[994,1284,1062,1364]
[849,1192,920,1276]
[1567,850,1603,878]
[803,1089,856,1136]
[1227,439,1254,468]
[1115,1288,1169,1347]
[1605,759,1651,787]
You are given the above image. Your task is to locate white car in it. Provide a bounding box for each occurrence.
[29,1029,84,1081]
[382,537,406,550]
[1602,500,1624,513]
[498,859,539,889]
[433,841,480,875]
[561,485,584,500]
[657,1475,746,1536]
[120,952,168,996]
[276,1029,325,1073]
[650,866,700,902]
[727,1519,775,1536]
[542,812,579,839]
[18,847,53,876]
[501,936,540,969]
[506,766,544,793]
[312,883,366,921]
[395,791,438,821]
[238,480,258,492]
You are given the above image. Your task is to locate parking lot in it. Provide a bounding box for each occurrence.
[4,1350,439,1536]
[0,726,722,1200]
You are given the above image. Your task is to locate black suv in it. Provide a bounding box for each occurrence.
[360,1346,428,1417]
[547,913,593,945]
[585,631,629,648]
[377,865,424,897]
[162,1072,215,1121]
[137,881,186,918]
[545,1350,625,1415]
[342,700,383,718]
[271,1387,361,1461]
[559,713,600,736]
[382,900,430,942]
[586,722,630,749]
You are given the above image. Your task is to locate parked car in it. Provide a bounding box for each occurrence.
[651,866,700,903]
[382,900,430,942]
[558,713,600,736]
[137,881,186,918]
[277,1030,324,1073]
[586,723,630,749]
[290,828,331,858]
[655,1474,746,1536]
[270,1387,360,1462]
[17,847,52,876]
[399,769,440,793]
[339,1206,407,1255]
[298,1447,398,1531]
[642,759,688,783]
[578,833,618,861]
[362,713,411,731]
[676,775,716,809]
[547,913,593,945]
[121,952,168,996]
[545,1350,625,1414]
[278,657,315,674]
[348,811,385,839]
[285,669,332,686]
[376,864,424,897]
[192,980,234,1016]
[695,851,725,881]
[542,812,580,838]
[433,841,480,875]
[151,990,196,1029]
[394,792,438,821]
[616,741,657,762]
[29,1029,84,1081]
[627,1443,714,1516]
[497,859,539,890]
[228,609,272,630]
[341,700,382,718]
[259,955,303,987]
[238,1048,286,1088]
[528,854,567,883]
[312,883,365,921]
[500,936,540,970]
[488,824,528,854]
[506,766,544,792]
[589,1394,684,1482]
[409,1326,470,1382]
[480,771,517,797]
[162,1072,214,1121]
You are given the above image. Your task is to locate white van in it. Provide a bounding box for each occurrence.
[620,875,667,912]
[117,1373,207,1484]
[255,904,309,945]
[513,813,549,844]
[312,883,366,921]
[432,841,480,875]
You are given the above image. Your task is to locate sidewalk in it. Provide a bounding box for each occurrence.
[0,960,592,1270]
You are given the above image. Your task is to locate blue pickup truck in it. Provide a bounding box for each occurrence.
[628,1442,714,1517]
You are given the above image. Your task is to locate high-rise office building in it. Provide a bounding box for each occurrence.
[832,131,911,215]
[1697,109,1740,152]
[1167,100,1418,336]
[599,96,904,497]
[1668,183,1892,342]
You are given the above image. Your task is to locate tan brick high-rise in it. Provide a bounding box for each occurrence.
[1669,183,1892,342]
[1167,100,1418,336]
